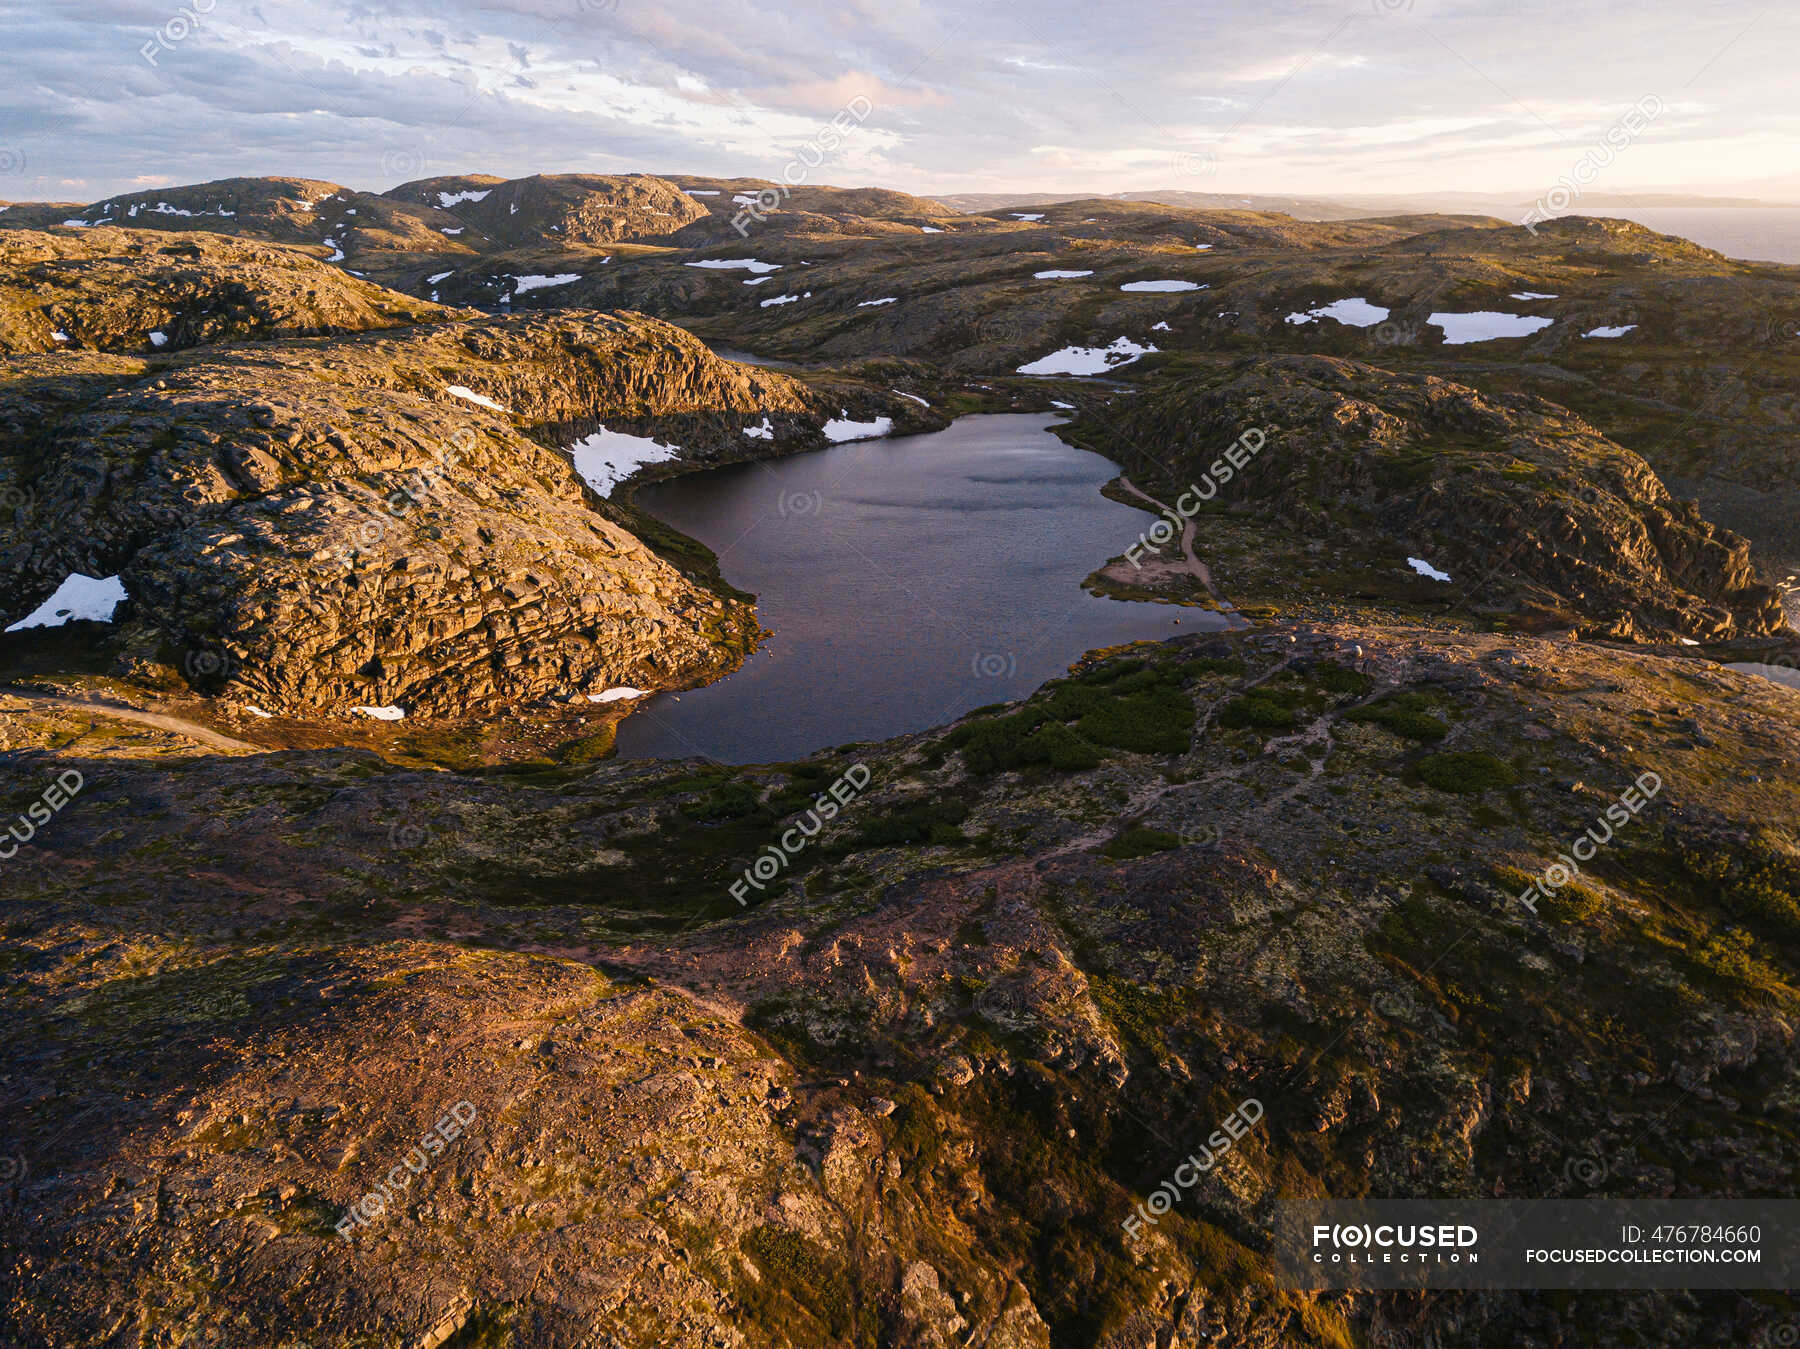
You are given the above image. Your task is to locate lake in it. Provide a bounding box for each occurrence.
[612,413,1231,763]
[1581,207,1800,264]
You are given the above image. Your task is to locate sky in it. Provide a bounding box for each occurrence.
[3,0,1797,205]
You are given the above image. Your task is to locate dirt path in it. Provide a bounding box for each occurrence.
[1116,476,1236,611]
[1,688,261,753]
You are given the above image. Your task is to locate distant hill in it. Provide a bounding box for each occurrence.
[934,189,1796,221]
[935,190,1376,221]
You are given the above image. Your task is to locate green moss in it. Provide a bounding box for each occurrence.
[948,658,1204,771]
[737,1225,866,1346]
[1688,929,1792,998]
[1088,976,1199,1056]
[1416,751,1518,793]
[846,797,968,849]
[554,729,616,764]
[1494,864,1605,922]
[1666,840,1800,943]
[1074,686,1195,755]
[1181,656,1247,678]
[680,782,764,822]
[1539,883,1605,923]
[949,709,1101,774]
[1219,691,1300,732]
[1103,827,1183,860]
[440,1306,514,1349]
[887,1084,948,1171]
[1373,449,1438,493]
[1348,691,1450,742]
[1314,661,1372,696]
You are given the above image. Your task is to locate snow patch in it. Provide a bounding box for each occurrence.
[5,574,128,632]
[1011,213,1045,222]
[1120,279,1205,293]
[1428,311,1555,344]
[1035,269,1094,279]
[858,297,899,307]
[1016,336,1158,376]
[569,427,681,497]
[436,189,491,207]
[823,416,894,443]
[511,273,581,293]
[921,225,944,233]
[743,417,775,441]
[892,390,930,407]
[1151,321,1172,332]
[353,706,406,721]
[686,258,782,273]
[444,385,510,413]
[1583,324,1638,339]
[686,189,721,196]
[1286,297,1390,328]
[761,294,801,307]
[1407,558,1453,583]
[1511,291,1558,300]
[589,687,651,702]
[427,270,455,284]
[242,705,274,719]
[148,330,169,347]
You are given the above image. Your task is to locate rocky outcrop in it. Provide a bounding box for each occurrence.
[75,176,351,235]
[0,311,827,715]
[1081,355,1785,641]
[3,624,1798,1347]
[0,227,454,355]
[387,173,711,247]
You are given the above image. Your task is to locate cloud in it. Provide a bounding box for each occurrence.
[747,71,948,115]
[0,0,1795,203]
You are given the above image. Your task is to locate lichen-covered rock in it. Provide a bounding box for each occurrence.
[1080,355,1785,641]
[4,624,1797,1347]
[386,172,711,247]
[0,226,454,355]
[0,311,824,714]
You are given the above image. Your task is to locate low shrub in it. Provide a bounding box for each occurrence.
[1349,692,1449,742]
[1103,827,1183,860]
[1416,751,1517,793]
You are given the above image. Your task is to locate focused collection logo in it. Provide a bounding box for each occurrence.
[1311,1222,1482,1266]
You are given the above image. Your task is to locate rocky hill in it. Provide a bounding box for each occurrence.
[1075,355,1785,642]
[2,176,1799,1349]
[3,622,1798,1347]
[0,227,453,355]
[0,303,928,716]
[386,172,712,247]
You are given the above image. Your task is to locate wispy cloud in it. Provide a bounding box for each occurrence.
[1,0,1795,202]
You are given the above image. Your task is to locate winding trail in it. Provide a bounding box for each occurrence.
[1,687,260,753]
[1115,476,1236,612]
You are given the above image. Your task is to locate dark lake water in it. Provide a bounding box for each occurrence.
[613,413,1232,763]
[1582,207,1800,264]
